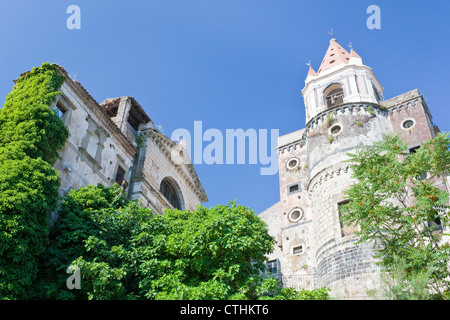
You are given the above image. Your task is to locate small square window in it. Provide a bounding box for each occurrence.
[55,102,67,119]
[293,245,304,255]
[287,182,301,195]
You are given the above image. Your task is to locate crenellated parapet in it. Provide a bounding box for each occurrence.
[304,103,387,137]
[307,163,351,195]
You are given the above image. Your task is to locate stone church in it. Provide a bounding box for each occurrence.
[259,37,449,299]
[49,65,208,215]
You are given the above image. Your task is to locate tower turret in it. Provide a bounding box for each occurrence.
[302,38,384,122]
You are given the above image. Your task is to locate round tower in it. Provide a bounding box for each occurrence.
[303,38,387,298]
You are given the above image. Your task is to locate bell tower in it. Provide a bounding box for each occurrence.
[302,37,389,298]
[302,37,384,123]
[259,34,442,299]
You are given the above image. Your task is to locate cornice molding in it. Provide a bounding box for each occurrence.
[56,66,137,157]
[143,129,208,203]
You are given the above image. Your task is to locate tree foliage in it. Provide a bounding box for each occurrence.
[40,185,274,300]
[0,63,68,299]
[37,184,328,300]
[341,133,450,299]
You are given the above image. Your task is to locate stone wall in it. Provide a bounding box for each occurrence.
[53,82,135,195]
[129,128,207,214]
[51,66,207,214]
[385,90,435,147]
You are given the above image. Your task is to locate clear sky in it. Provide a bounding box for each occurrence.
[1,1,449,214]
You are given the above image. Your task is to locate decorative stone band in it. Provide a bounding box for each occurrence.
[307,163,351,194]
[277,139,306,154]
[386,98,424,117]
[381,89,432,120]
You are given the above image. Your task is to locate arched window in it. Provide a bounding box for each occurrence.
[324,83,344,108]
[160,178,182,210]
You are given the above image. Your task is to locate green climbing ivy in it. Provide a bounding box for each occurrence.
[0,63,69,299]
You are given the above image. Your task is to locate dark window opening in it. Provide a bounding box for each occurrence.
[293,245,304,255]
[326,88,344,108]
[289,184,299,193]
[403,120,415,129]
[331,124,342,135]
[127,110,141,132]
[160,179,181,210]
[338,200,354,237]
[55,103,67,119]
[416,171,427,181]
[266,260,278,275]
[115,165,128,189]
[428,207,445,231]
[428,215,443,232]
[104,105,119,118]
[287,159,298,169]
[127,103,151,132]
[409,146,420,154]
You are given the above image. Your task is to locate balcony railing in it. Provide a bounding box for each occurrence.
[326,91,344,108]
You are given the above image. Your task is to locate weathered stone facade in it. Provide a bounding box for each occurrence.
[259,38,448,299]
[50,66,207,215]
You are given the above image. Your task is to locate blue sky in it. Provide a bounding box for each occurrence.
[1,1,449,214]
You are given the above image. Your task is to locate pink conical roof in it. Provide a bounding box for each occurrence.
[317,39,351,74]
[306,66,317,78]
[350,49,361,58]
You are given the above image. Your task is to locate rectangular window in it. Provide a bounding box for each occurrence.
[338,200,355,237]
[55,102,67,119]
[115,165,126,186]
[287,182,301,195]
[292,245,304,255]
[266,260,278,275]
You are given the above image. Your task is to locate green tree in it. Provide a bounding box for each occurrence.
[41,189,276,300]
[232,276,330,300]
[145,202,275,300]
[341,133,450,299]
[0,63,68,299]
[36,184,132,299]
[40,184,328,300]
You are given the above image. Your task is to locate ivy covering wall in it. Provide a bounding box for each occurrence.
[0,63,69,299]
